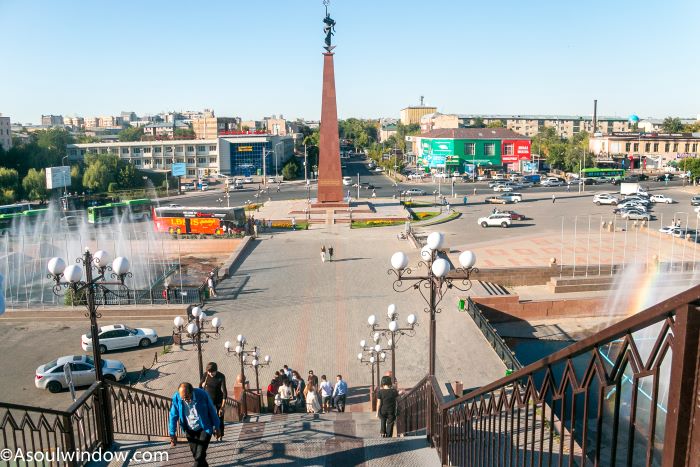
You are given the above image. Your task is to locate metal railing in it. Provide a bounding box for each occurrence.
[397,284,700,466]
[464,297,523,373]
[0,382,103,466]
[107,381,182,441]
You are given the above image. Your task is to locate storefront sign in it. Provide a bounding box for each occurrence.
[237,146,254,152]
[501,140,531,163]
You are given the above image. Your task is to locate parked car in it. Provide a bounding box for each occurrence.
[485,196,510,204]
[402,189,426,196]
[541,178,565,187]
[81,324,158,353]
[478,213,512,228]
[691,196,700,206]
[182,183,195,191]
[593,193,619,205]
[493,184,514,192]
[499,193,522,203]
[620,210,652,221]
[488,179,508,188]
[243,177,254,184]
[655,173,674,181]
[407,173,424,180]
[502,210,528,221]
[650,194,674,204]
[342,176,352,186]
[35,355,127,392]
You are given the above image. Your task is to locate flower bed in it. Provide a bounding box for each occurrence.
[412,211,439,222]
[270,221,309,230]
[351,219,405,229]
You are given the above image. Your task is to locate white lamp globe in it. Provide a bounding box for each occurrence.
[47,257,66,276]
[235,345,242,354]
[389,320,398,332]
[64,264,83,283]
[432,257,451,278]
[224,340,232,350]
[407,314,417,325]
[93,250,111,268]
[242,355,247,363]
[186,322,198,335]
[112,256,130,275]
[265,355,271,363]
[357,352,363,360]
[427,232,444,250]
[388,338,394,347]
[198,311,208,321]
[174,316,185,328]
[420,245,433,260]
[191,307,201,318]
[368,315,377,326]
[390,252,409,270]
[381,352,386,359]
[370,356,375,364]
[211,317,221,329]
[387,304,397,319]
[252,350,259,358]
[252,359,259,367]
[459,250,476,269]
[373,332,381,343]
[360,339,366,348]
[374,344,381,352]
[237,334,243,343]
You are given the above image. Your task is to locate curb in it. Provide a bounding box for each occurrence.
[219,235,254,279]
[0,305,185,321]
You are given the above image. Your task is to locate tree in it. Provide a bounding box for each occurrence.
[22,168,48,201]
[487,120,504,128]
[661,117,684,133]
[281,159,299,180]
[70,165,83,192]
[118,126,144,142]
[0,167,19,191]
[33,128,74,157]
[173,126,195,139]
[117,162,140,188]
[76,135,101,143]
[82,160,112,192]
[470,117,485,128]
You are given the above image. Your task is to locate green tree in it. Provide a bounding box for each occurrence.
[70,165,83,191]
[82,160,112,192]
[470,117,485,128]
[679,158,700,181]
[684,121,700,132]
[76,135,101,143]
[118,126,144,142]
[487,120,504,128]
[395,123,420,152]
[661,117,684,133]
[22,168,48,201]
[33,128,74,157]
[173,126,195,139]
[0,167,19,191]
[281,159,299,180]
[117,162,140,188]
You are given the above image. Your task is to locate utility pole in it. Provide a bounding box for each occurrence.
[304,144,308,184]
[357,172,360,199]
[262,147,267,185]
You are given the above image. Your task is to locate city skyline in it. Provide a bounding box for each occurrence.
[1,0,699,124]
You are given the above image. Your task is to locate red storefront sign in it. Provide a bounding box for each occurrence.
[501,140,531,163]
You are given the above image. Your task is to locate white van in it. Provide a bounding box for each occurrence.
[342,176,352,186]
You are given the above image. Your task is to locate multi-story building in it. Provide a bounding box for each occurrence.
[589,132,700,169]
[84,117,100,129]
[265,116,288,136]
[420,113,461,133]
[400,106,437,125]
[459,115,634,138]
[99,116,123,127]
[379,124,397,143]
[41,115,64,126]
[0,114,12,151]
[637,118,698,133]
[410,128,531,173]
[64,116,84,129]
[192,117,239,139]
[240,120,266,132]
[121,112,138,123]
[218,134,295,177]
[142,121,190,138]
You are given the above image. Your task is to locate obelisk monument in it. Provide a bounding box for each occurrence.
[316,1,344,204]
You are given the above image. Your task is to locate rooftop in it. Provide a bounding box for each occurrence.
[420,128,530,140]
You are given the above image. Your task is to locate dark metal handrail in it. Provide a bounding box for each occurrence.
[397,283,700,466]
[464,297,522,372]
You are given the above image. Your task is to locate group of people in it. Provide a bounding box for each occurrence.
[320,245,335,262]
[268,366,348,414]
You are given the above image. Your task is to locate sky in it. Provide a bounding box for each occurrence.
[1,0,699,124]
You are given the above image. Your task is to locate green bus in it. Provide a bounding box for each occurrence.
[580,168,625,180]
[0,208,49,232]
[0,203,31,216]
[87,198,153,225]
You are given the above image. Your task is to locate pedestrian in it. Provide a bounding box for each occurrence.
[566,183,571,192]
[277,380,293,413]
[473,187,477,196]
[552,194,556,204]
[207,274,217,298]
[291,217,296,231]
[169,382,220,466]
[319,375,333,413]
[376,376,399,438]
[200,362,227,441]
[328,246,334,262]
[372,189,376,198]
[277,184,280,193]
[463,195,467,205]
[332,374,348,412]
[307,370,319,389]
[253,223,258,237]
[446,202,450,211]
[283,365,293,380]
[306,385,321,413]
[292,371,306,409]
[321,245,327,263]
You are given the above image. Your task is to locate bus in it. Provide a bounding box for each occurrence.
[87,199,153,225]
[152,206,246,235]
[580,168,625,181]
[0,203,31,216]
[0,208,49,232]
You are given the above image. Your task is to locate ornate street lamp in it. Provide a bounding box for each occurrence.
[388,231,477,376]
[224,335,268,418]
[357,340,387,410]
[172,306,223,380]
[367,304,417,385]
[47,248,132,446]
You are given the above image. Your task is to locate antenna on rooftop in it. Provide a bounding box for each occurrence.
[419,95,424,107]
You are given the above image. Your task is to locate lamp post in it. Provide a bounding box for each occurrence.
[388,232,477,376]
[48,248,132,447]
[357,342,387,410]
[367,304,417,385]
[224,335,268,418]
[61,155,69,199]
[172,306,223,381]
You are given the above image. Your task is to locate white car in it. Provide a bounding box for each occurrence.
[499,193,522,203]
[541,178,565,187]
[659,226,687,237]
[342,176,352,186]
[493,184,514,192]
[593,193,619,205]
[374,167,383,172]
[407,173,424,180]
[81,324,158,353]
[243,177,254,183]
[35,355,127,392]
[488,179,508,188]
[402,188,426,196]
[650,194,673,204]
[478,213,512,228]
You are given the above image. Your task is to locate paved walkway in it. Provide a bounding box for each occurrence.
[134,224,506,401]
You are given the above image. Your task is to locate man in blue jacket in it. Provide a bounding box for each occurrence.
[169,382,221,466]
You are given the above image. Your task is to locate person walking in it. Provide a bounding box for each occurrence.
[328,246,334,262]
[372,189,376,198]
[463,195,467,205]
[200,363,227,441]
[332,374,348,412]
[552,194,556,204]
[320,246,327,263]
[307,370,319,389]
[291,217,296,231]
[277,380,293,413]
[566,183,571,192]
[169,382,220,466]
[306,385,321,413]
[319,375,333,413]
[207,274,217,298]
[376,376,399,438]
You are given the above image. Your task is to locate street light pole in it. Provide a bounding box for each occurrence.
[367,305,417,385]
[173,307,223,381]
[224,336,269,418]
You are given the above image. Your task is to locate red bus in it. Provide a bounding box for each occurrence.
[152,206,246,235]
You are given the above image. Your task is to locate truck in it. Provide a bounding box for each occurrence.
[620,182,640,196]
[522,174,541,184]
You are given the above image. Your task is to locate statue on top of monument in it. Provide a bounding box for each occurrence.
[322,0,336,52]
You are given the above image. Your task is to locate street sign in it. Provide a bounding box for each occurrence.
[171,163,186,177]
[46,166,71,189]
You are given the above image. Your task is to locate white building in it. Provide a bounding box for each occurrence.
[0,114,11,151]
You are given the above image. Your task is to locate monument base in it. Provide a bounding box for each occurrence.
[310,201,350,209]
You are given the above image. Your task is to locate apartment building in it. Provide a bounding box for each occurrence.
[41,115,64,126]
[265,116,288,136]
[400,106,437,125]
[192,117,240,139]
[63,116,84,129]
[589,132,700,169]
[0,114,11,151]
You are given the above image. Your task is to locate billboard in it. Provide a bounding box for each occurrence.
[501,140,531,163]
[45,166,71,189]
[171,162,186,177]
[420,139,453,168]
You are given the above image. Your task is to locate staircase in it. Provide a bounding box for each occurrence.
[99,412,439,466]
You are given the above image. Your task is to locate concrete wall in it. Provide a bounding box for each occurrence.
[471,295,614,322]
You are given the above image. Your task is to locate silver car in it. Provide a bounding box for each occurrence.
[621,210,652,220]
[35,355,127,393]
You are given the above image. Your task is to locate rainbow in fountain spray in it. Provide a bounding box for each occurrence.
[622,268,663,316]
